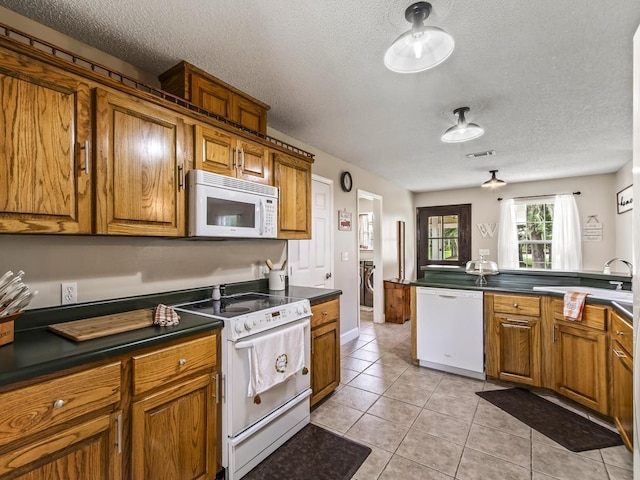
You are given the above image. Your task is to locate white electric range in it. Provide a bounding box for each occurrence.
[173,292,312,480]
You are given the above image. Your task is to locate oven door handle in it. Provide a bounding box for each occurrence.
[235,340,254,350]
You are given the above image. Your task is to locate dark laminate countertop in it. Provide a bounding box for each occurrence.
[0,280,342,388]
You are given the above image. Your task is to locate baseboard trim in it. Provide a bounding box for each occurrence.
[340,327,360,345]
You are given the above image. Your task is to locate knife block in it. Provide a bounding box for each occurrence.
[0,312,21,346]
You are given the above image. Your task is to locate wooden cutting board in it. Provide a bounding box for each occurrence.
[49,309,155,341]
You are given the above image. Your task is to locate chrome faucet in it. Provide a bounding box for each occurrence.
[603,258,633,276]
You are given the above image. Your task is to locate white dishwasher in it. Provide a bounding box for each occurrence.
[416,287,485,380]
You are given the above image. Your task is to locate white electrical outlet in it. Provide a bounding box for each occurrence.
[61,282,78,305]
[479,249,490,256]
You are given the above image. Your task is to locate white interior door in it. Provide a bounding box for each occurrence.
[288,175,334,288]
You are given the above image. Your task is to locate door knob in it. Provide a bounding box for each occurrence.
[325,272,332,279]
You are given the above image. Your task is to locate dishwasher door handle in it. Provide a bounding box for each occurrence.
[438,294,458,299]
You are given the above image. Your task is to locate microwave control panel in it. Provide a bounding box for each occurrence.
[264,199,277,236]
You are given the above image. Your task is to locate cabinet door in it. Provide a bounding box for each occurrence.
[0,412,121,480]
[554,323,608,414]
[611,340,633,450]
[495,316,540,386]
[190,74,231,119]
[231,95,267,134]
[131,374,216,480]
[95,88,185,236]
[310,321,340,407]
[0,48,92,234]
[194,124,235,175]
[273,153,312,239]
[236,138,271,184]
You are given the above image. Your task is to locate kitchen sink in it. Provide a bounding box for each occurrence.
[532,286,633,303]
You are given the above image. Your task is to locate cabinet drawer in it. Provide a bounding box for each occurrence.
[493,294,541,317]
[611,311,633,353]
[132,335,217,395]
[0,362,121,448]
[552,300,607,331]
[311,298,339,329]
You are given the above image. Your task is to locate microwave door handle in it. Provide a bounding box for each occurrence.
[259,200,265,236]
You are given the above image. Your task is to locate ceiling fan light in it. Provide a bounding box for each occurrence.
[481,170,506,188]
[384,2,455,74]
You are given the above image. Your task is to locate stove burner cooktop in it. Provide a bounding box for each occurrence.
[175,292,299,319]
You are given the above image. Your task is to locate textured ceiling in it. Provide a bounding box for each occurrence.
[2,0,640,192]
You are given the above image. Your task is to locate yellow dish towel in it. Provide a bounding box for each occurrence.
[563,292,588,321]
[247,322,305,398]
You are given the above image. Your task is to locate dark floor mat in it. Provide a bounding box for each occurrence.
[477,387,623,452]
[243,423,371,480]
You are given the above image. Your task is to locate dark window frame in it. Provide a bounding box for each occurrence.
[417,204,472,268]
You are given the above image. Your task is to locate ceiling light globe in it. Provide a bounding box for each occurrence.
[441,123,485,143]
[384,26,454,73]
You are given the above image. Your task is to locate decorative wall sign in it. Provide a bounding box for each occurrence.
[616,185,633,214]
[583,215,602,242]
[338,211,352,231]
[477,223,497,238]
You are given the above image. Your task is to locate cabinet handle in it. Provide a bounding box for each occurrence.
[178,164,185,190]
[178,358,187,366]
[240,148,245,170]
[214,372,220,404]
[322,311,328,317]
[615,330,626,336]
[53,399,65,409]
[505,318,529,324]
[512,303,519,308]
[503,324,527,329]
[79,140,90,175]
[613,349,627,358]
[116,413,122,454]
[233,147,238,169]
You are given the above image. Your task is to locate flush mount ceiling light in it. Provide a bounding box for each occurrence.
[481,170,507,188]
[384,2,455,74]
[441,107,484,143]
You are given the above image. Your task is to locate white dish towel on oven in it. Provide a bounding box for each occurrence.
[247,322,305,398]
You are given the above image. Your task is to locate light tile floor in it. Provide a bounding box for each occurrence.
[310,311,634,480]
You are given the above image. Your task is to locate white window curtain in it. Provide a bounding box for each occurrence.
[497,199,519,269]
[552,194,582,270]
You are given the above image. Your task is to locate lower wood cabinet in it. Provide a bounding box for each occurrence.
[494,315,541,386]
[610,310,633,451]
[0,330,220,480]
[310,297,340,406]
[131,374,217,480]
[551,300,609,415]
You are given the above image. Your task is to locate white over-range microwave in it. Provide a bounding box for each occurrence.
[188,170,278,238]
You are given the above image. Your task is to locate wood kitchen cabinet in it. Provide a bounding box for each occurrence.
[310,297,341,406]
[131,334,219,480]
[274,152,312,239]
[194,123,271,185]
[610,310,633,450]
[552,300,609,415]
[159,61,269,134]
[95,88,186,236]
[0,46,92,234]
[0,362,122,479]
[485,293,542,386]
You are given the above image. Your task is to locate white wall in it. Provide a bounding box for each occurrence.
[267,129,415,338]
[414,172,631,274]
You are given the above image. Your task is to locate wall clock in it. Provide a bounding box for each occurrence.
[340,171,353,192]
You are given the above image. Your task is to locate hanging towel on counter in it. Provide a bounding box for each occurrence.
[563,292,588,321]
[247,322,306,398]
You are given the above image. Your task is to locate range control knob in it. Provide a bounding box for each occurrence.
[244,319,255,331]
[234,323,244,334]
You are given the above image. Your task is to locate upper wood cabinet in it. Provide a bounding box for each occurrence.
[273,152,312,239]
[194,124,271,184]
[159,61,269,134]
[0,46,92,234]
[95,88,186,236]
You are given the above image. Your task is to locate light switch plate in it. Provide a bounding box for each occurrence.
[479,249,490,256]
[341,252,349,262]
